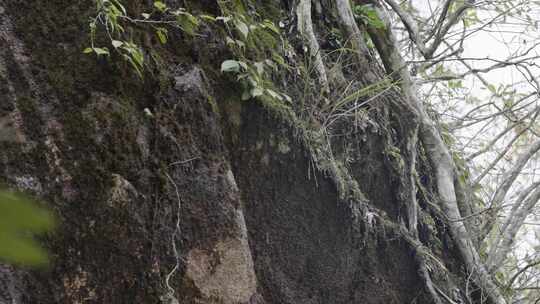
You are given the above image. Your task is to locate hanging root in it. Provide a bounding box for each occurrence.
[334,0,384,89]
[333,3,444,301]
[296,0,329,93]
[363,3,507,304]
[387,221,447,304]
[162,172,182,304]
[335,0,370,67]
[415,244,445,304]
[330,0,507,301]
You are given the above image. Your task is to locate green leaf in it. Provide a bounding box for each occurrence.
[93,47,110,56]
[264,59,277,70]
[0,233,48,266]
[156,31,167,44]
[262,20,280,35]
[153,1,167,12]
[354,4,385,30]
[118,42,144,77]
[83,47,94,54]
[122,54,143,78]
[225,37,245,49]
[0,190,54,266]
[183,13,199,26]
[110,0,127,15]
[266,89,283,101]
[200,14,216,22]
[131,49,144,68]
[156,28,168,44]
[272,53,286,67]
[176,13,199,36]
[221,60,241,73]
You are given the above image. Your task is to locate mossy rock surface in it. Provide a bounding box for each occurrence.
[0,1,466,303]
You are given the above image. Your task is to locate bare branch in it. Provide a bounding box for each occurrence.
[480,138,540,239]
[384,0,475,59]
[506,258,540,290]
[466,113,535,162]
[424,0,456,43]
[487,184,540,272]
[425,0,475,58]
[383,0,428,56]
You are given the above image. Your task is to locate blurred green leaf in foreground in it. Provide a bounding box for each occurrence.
[0,189,54,266]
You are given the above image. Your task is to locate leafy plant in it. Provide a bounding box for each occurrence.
[86,0,291,103]
[217,1,291,102]
[353,4,386,30]
[86,0,200,78]
[0,190,54,266]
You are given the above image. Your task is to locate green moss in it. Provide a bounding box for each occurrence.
[277,138,291,154]
[257,95,297,123]
[109,97,138,125]
[253,93,368,204]
[207,95,220,115]
[255,0,283,20]
[245,28,279,57]
[384,145,405,172]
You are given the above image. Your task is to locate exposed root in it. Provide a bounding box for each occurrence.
[335,0,375,74]
[296,0,329,93]
[163,172,182,304]
[414,242,445,304]
[365,3,507,304]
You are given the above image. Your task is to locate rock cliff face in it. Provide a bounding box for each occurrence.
[1,1,467,303]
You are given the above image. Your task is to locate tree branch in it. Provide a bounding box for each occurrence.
[487,184,540,272]
[506,258,540,290]
[480,138,540,238]
[383,0,475,59]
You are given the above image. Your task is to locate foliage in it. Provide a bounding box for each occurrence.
[86,0,199,78]
[353,4,385,30]
[217,0,291,102]
[0,190,54,266]
[86,0,290,103]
